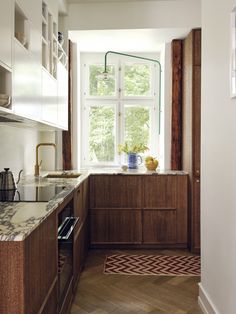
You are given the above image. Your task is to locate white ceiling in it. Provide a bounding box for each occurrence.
[69,28,190,52]
[67,0,171,3]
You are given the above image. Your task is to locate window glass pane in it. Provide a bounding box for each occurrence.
[89,65,115,96]
[124,105,150,150]
[124,64,151,96]
[89,105,115,162]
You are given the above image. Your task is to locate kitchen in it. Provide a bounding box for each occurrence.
[0,0,236,314]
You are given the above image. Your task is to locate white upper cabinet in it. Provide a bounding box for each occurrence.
[42,68,58,125]
[0,0,13,69]
[0,0,68,129]
[12,1,42,120]
[57,61,68,129]
[13,40,41,119]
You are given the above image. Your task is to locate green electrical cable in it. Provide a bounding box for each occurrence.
[104,51,162,134]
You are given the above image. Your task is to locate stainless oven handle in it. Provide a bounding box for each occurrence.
[58,217,79,240]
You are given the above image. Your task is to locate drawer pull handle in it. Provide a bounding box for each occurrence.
[58,217,79,240]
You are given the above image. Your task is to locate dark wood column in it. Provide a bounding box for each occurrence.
[62,40,72,170]
[171,40,183,170]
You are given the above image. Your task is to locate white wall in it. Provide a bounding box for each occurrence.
[0,125,60,179]
[67,0,201,169]
[68,0,200,30]
[0,125,40,178]
[200,0,236,313]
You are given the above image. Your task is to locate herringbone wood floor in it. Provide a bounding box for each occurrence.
[71,249,202,314]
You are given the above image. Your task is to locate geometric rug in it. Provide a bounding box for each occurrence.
[104,254,200,276]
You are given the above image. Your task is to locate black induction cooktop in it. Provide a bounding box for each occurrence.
[0,185,66,202]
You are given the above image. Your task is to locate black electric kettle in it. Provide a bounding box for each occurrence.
[0,168,23,191]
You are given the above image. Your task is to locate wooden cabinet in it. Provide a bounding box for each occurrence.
[0,0,69,130]
[182,29,201,253]
[0,210,57,314]
[143,176,188,246]
[90,208,142,245]
[89,174,188,248]
[0,0,13,69]
[73,178,89,291]
[90,175,143,246]
[90,175,142,208]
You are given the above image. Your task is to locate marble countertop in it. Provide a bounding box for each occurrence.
[0,168,188,242]
[0,172,89,241]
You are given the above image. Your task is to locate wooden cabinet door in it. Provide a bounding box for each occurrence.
[73,216,89,290]
[24,211,57,314]
[41,281,58,314]
[192,177,200,250]
[90,175,142,209]
[73,225,84,289]
[143,175,177,208]
[83,177,89,220]
[182,29,201,253]
[143,209,177,244]
[143,175,188,246]
[74,183,83,228]
[90,208,142,244]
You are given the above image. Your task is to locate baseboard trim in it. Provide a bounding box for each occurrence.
[198,283,219,314]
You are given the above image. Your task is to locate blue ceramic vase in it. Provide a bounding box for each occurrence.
[127,153,142,169]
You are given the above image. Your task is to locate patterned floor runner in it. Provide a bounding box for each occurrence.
[104,254,200,276]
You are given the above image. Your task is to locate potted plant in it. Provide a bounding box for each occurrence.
[118,142,149,169]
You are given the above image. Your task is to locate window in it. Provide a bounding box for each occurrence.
[81,53,160,167]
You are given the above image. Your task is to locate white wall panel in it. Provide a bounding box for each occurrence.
[68,0,201,31]
[200,0,236,313]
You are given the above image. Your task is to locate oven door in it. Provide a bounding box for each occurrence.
[58,216,79,307]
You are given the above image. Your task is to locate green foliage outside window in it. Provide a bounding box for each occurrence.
[124,64,150,96]
[89,65,115,96]
[87,62,152,163]
[89,105,115,162]
[124,106,150,151]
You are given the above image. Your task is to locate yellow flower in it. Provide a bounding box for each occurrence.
[118,142,149,154]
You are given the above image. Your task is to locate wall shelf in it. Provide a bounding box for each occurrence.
[41,1,58,79]
[14,3,29,50]
[0,64,12,110]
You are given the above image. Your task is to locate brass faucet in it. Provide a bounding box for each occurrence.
[34,143,56,176]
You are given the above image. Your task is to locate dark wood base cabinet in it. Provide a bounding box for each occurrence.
[0,211,57,314]
[89,175,188,249]
[90,208,142,245]
[0,178,89,314]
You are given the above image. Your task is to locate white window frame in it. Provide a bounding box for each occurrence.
[80,53,160,168]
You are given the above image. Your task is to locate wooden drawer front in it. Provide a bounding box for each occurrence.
[143,176,177,208]
[90,208,142,244]
[90,175,142,208]
[143,209,177,244]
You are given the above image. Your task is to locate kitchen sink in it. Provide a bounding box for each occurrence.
[45,172,81,178]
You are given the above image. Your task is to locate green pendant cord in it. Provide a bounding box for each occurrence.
[104,51,162,134]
